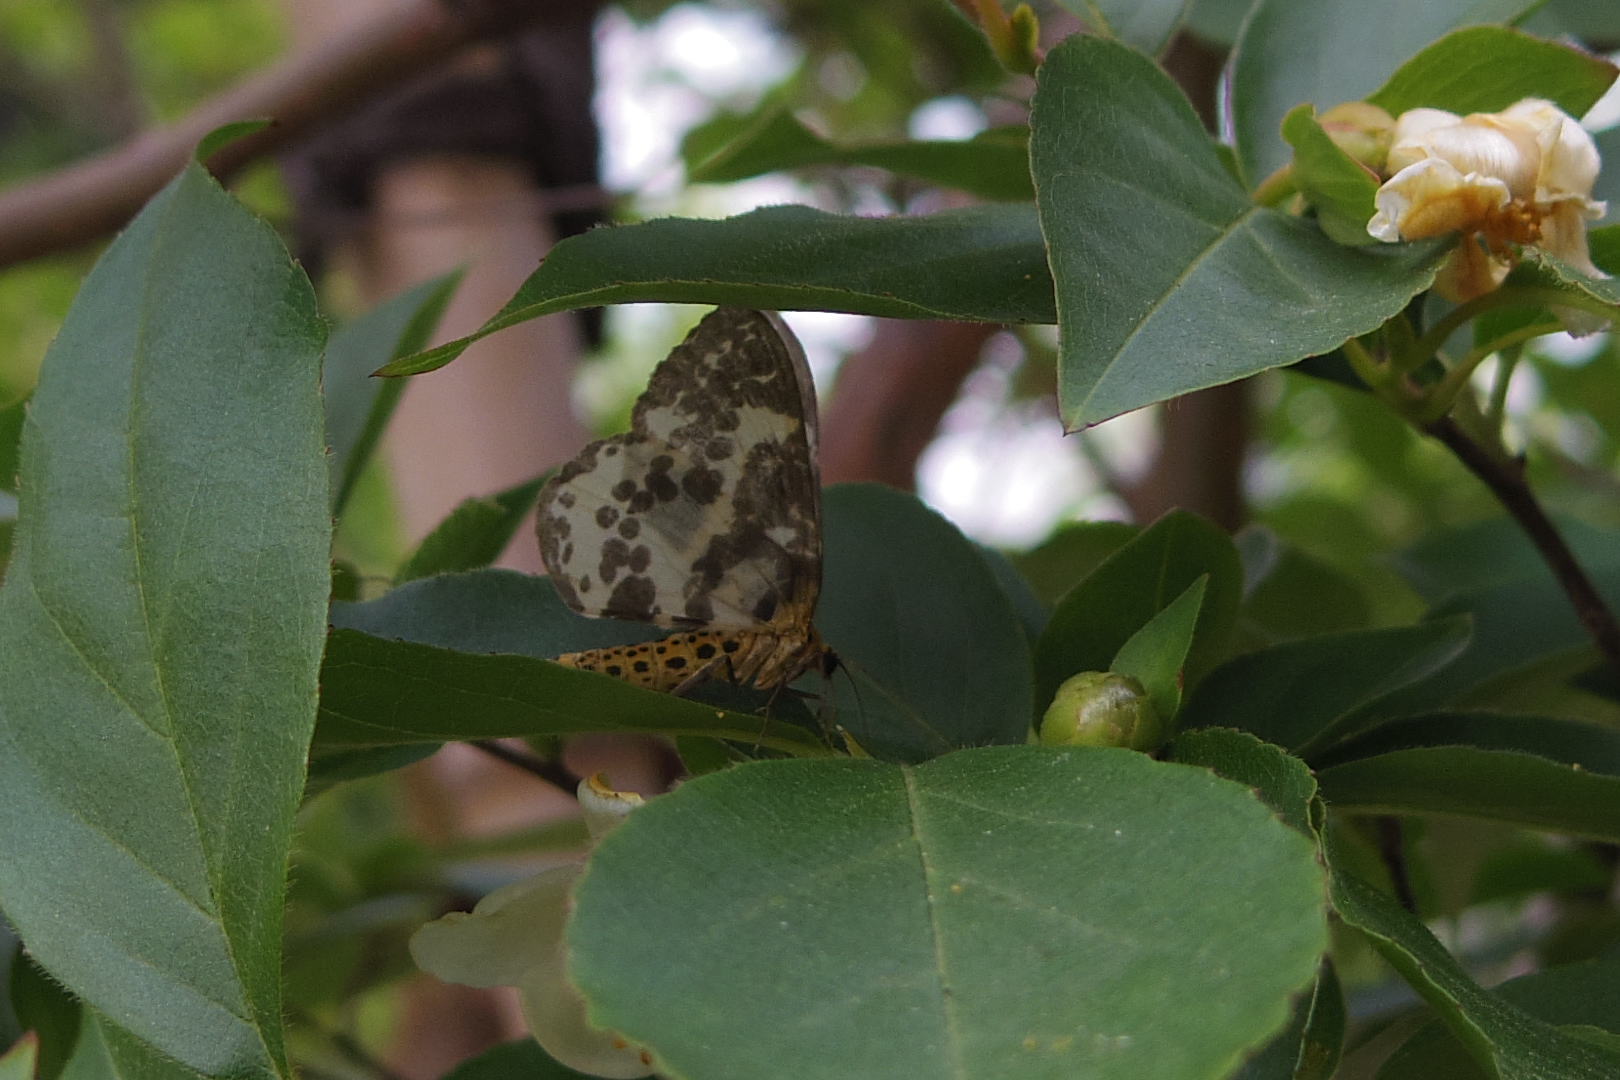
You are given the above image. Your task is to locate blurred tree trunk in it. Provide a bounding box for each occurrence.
[820,320,995,489]
[275,4,673,1076]
[1125,31,1249,531]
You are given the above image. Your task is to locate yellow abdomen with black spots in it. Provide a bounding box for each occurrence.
[555,627,829,693]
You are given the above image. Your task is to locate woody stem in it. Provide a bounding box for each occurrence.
[1424,417,1620,675]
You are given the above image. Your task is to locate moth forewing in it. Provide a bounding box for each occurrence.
[538,307,830,693]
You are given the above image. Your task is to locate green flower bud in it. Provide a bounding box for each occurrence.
[1039,671,1163,751]
[1318,101,1395,172]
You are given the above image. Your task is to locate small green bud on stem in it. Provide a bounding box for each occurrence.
[1039,671,1164,751]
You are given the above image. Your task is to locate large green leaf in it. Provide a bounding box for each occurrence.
[0,161,327,1077]
[819,485,1033,763]
[383,206,1055,376]
[1229,961,1344,1080]
[1376,566,1620,716]
[326,271,460,515]
[1379,949,1620,1079]
[1167,727,1318,837]
[1111,576,1205,723]
[1228,0,1539,189]
[1365,26,1617,118]
[1034,510,1241,709]
[1391,516,1620,604]
[688,108,1034,201]
[1030,35,1448,430]
[1315,713,1620,839]
[320,572,823,756]
[315,628,827,757]
[1176,618,1472,755]
[1328,862,1620,1078]
[330,569,661,658]
[571,747,1327,1080]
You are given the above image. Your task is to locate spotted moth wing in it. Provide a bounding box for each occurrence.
[537,308,822,635]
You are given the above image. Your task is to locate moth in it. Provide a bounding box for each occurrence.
[537,307,832,693]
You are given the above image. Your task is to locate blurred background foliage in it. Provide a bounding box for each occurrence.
[4,1,1620,1075]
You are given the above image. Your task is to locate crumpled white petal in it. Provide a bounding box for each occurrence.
[1366,98,1609,326]
[1368,156,1512,242]
[409,776,654,1079]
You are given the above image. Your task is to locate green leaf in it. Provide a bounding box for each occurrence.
[977,542,1049,645]
[1327,861,1620,1078]
[1184,0,1253,46]
[1365,26,1618,118]
[1280,105,1381,247]
[1229,0,1539,189]
[1235,526,1372,643]
[689,107,1034,201]
[1378,566,1620,716]
[395,474,545,583]
[1315,713,1620,839]
[1176,618,1472,755]
[820,485,1033,763]
[1031,35,1448,430]
[1034,510,1242,710]
[1469,839,1613,907]
[1167,727,1318,837]
[0,394,23,494]
[1229,960,1344,1080]
[1111,576,1205,722]
[1391,515,1620,603]
[384,205,1055,376]
[441,1039,602,1080]
[195,120,269,162]
[0,1036,36,1080]
[331,569,661,657]
[1379,949,1620,1079]
[327,271,461,515]
[571,747,1327,1080]
[315,629,827,757]
[1009,520,1139,607]
[0,161,326,1077]
[1052,0,1191,55]
[11,954,80,1080]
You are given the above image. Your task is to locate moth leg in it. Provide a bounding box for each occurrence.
[669,653,730,697]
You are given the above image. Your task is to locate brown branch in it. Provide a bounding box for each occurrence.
[1426,416,1620,674]
[0,0,551,270]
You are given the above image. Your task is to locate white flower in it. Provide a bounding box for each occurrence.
[410,776,652,1079]
[1367,99,1608,323]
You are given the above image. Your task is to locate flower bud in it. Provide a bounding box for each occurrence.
[1317,101,1395,171]
[1040,672,1163,751]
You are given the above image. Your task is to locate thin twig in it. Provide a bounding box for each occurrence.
[1426,416,1620,673]
[0,0,553,269]
[470,739,577,791]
